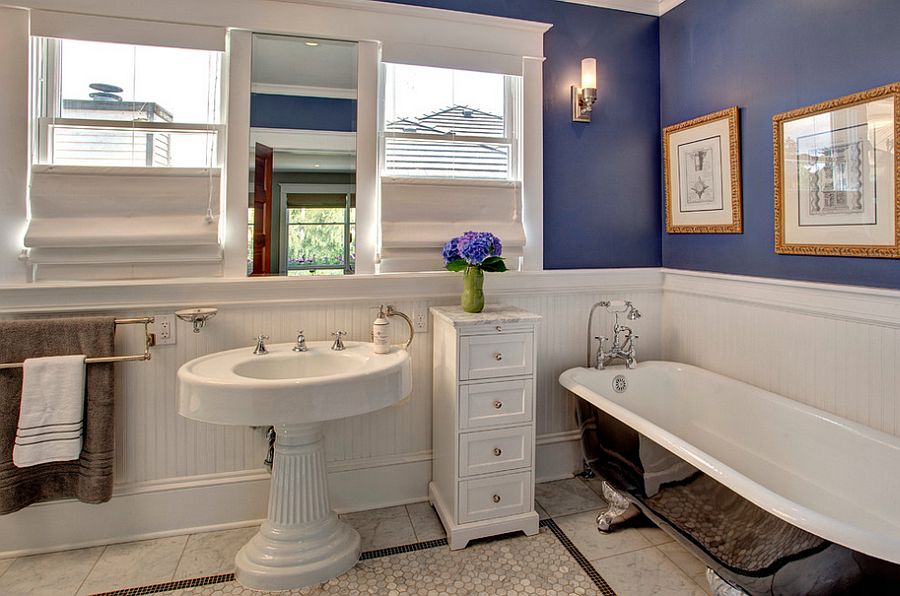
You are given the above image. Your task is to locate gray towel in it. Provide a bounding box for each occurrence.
[0,316,116,514]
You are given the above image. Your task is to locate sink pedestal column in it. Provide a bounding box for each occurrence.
[235,422,361,591]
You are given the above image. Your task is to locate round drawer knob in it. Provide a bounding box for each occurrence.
[494,352,503,361]
[493,448,502,457]
[493,400,503,409]
[492,494,501,503]
[495,325,503,332]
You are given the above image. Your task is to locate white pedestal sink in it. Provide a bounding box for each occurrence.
[177,341,412,591]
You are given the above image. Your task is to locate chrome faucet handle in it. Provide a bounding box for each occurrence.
[331,330,347,351]
[594,336,609,370]
[253,334,270,355]
[626,335,639,369]
[292,330,308,352]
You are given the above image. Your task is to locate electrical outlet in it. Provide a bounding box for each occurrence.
[413,308,428,333]
[155,314,176,345]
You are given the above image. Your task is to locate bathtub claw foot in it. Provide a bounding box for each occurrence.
[706,568,748,596]
[596,481,631,533]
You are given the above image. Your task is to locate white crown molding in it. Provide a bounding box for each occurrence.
[555,0,687,16]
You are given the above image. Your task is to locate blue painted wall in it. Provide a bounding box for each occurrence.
[378,0,662,268]
[250,94,357,131]
[661,0,900,289]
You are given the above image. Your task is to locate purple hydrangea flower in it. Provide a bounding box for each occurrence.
[492,235,502,257]
[441,237,461,264]
[458,231,500,266]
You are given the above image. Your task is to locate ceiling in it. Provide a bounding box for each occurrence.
[557,0,687,16]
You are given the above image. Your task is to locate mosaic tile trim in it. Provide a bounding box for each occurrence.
[359,537,448,560]
[90,574,235,596]
[89,521,614,596]
[541,518,617,596]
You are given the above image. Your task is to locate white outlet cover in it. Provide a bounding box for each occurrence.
[155,314,176,345]
[412,308,428,333]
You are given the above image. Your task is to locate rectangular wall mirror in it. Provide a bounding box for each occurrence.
[248,33,357,276]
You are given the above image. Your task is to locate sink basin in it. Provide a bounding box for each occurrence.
[176,340,412,591]
[178,341,411,425]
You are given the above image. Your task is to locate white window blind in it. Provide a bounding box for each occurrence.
[25,166,222,281]
[379,179,524,272]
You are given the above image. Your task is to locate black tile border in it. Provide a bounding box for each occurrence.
[541,518,617,596]
[89,573,235,595]
[89,518,615,596]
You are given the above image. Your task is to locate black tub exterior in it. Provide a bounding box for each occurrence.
[576,400,900,595]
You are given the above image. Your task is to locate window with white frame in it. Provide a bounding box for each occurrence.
[22,11,227,282]
[32,38,222,168]
[378,63,526,272]
[382,63,519,180]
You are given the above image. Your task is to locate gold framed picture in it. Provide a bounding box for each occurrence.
[663,106,742,234]
[774,82,899,258]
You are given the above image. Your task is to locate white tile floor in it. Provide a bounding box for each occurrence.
[0,478,712,596]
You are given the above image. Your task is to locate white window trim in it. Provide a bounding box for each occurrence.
[0,0,549,282]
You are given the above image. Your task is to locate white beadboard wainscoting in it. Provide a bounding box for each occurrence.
[4,267,896,555]
[0,269,662,555]
[662,269,900,438]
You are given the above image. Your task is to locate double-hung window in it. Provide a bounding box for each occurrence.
[382,64,518,180]
[23,12,226,281]
[378,63,525,272]
[32,38,222,168]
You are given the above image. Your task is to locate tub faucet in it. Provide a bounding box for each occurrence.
[587,301,641,369]
[596,324,639,370]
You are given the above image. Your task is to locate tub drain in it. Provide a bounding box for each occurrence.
[612,374,627,393]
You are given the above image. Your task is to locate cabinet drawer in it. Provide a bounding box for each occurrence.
[460,380,532,430]
[459,426,532,477]
[459,333,532,380]
[458,471,531,523]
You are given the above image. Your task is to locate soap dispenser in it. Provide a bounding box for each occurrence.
[372,305,391,354]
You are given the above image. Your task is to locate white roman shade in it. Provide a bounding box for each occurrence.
[379,179,524,272]
[25,166,222,281]
[29,10,226,51]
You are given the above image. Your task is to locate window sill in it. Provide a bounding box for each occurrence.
[32,165,221,176]
[380,177,520,188]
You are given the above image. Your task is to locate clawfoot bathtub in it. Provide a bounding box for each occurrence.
[560,361,900,595]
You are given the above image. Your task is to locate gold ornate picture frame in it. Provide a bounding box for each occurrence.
[773,82,900,258]
[663,106,742,234]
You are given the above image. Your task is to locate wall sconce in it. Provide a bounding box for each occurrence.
[572,58,597,123]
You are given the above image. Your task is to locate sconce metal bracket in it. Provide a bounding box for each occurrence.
[572,86,597,123]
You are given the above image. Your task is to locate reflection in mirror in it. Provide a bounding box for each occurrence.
[248,34,357,276]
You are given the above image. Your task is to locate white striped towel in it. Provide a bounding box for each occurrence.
[13,355,86,467]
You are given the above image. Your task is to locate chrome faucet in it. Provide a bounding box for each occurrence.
[586,301,641,370]
[253,334,270,355]
[292,330,308,352]
[331,330,348,351]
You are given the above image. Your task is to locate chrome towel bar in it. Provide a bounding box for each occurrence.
[0,317,156,370]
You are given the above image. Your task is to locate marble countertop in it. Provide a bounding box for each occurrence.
[429,304,541,327]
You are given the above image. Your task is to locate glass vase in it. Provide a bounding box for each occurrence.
[461,267,485,313]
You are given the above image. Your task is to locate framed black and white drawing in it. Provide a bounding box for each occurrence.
[664,106,742,233]
[774,82,899,257]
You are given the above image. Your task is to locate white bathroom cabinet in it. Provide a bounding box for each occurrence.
[429,305,541,549]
